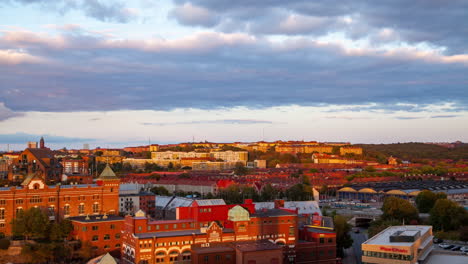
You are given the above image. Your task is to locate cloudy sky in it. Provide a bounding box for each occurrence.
[0,0,467,150]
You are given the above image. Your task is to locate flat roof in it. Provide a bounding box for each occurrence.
[135,229,203,239]
[363,225,432,246]
[234,240,283,252]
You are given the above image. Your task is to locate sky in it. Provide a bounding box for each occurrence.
[0,0,467,150]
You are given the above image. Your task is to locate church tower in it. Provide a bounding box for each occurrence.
[39,137,45,149]
[97,164,120,215]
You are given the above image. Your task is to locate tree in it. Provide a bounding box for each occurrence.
[49,219,73,241]
[11,207,49,240]
[150,186,170,196]
[430,198,468,231]
[415,190,446,213]
[234,162,248,176]
[285,184,313,201]
[260,184,278,201]
[381,197,419,223]
[334,215,353,257]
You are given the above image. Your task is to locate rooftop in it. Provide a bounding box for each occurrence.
[363,225,432,246]
[234,240,283,252]
[68,214,124,223]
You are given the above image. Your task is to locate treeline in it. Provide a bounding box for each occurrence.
[358,143,468,162]
[150,176,315,204]
[368,191,468,241]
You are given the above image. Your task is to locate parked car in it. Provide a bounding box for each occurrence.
[433,238,443,244]
[439,243,452,249]
[445,245,455,250]
[460,246,468,252]
[451,246,461,251]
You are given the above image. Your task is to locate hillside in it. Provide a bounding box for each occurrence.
[358,143,468,161]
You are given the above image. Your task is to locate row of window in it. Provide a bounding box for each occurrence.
[362,250,413,261]
[0,195,101,205]
[81,224,117,231]
[91,233,120,241]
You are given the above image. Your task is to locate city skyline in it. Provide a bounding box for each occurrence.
[1,0,467,146]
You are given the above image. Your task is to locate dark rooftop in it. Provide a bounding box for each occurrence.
[251,208,296,218]
[234,240,283,252]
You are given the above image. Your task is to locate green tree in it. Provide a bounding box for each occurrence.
[11,207,49,240]
[430,199,468,231]
[260,184,278,201]
[415,190,446,213]
[49,219,73,241]
[150,186,170,196]
[334,215,353,257]
[234,162,248,175]
[381,196,419,223]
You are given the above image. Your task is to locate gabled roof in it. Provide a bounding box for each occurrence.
[98,164,118,180]
[21,173,43,186]
[97,253,117,264]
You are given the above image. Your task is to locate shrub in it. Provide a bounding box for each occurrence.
[0,238,11,250]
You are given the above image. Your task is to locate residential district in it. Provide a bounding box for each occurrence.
[0,138,467,264]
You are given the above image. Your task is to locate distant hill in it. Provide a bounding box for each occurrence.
[357,143,468,161]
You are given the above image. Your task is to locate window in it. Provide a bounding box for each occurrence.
[92,235,98,241]
[92,226,98,231]
[215,255,220,261]
[328,238,333,243]
[82,226,87,231]
[62,204,70,215]
[78,204,85,214]
[156,225,160,230]
[30,195,42,203]
[204,256,209,263]
[319,238,325,244]
[15,199,23,204]
[48,197,56,202]
[93,203,99,213]
[16,207,23,215]
[104,234,110,240]
[115,233,121,239]
[48,206,55,216]
[115,244,121,248]
[0,199,5,205]
[289,226,294,236]
[104,245,110,249]
[173,224,177,229]
[0,208,4,220]
[138,226,142,231]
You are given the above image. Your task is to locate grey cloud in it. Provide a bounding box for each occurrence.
[6,0,136,23]
[174,0,468,54]
[0,30,467,112]
[169,3,220,27]
[0,102,23,121]
[430,115,460,119]
[0,132,94,144]
[142,119,275,126]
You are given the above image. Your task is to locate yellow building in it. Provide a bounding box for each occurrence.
[340,146,363,156]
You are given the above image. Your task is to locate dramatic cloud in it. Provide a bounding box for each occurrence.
[0,28,466,113]
[5,0,136,23]
[173,0,468,54]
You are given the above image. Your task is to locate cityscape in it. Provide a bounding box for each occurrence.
[1,1,468,264]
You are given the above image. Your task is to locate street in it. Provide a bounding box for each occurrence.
[343,227,368,264]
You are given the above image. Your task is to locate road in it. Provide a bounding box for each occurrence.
[349,227,368,264]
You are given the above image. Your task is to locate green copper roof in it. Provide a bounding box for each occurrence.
[98,164,118,179]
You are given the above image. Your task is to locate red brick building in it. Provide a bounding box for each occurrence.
[8,147,63,183]
[121,199,337,264]
[0,164,120,236]
[69,214,124,256]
